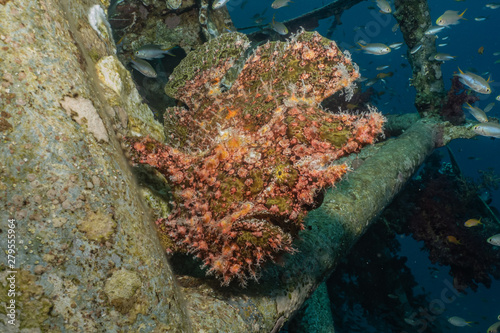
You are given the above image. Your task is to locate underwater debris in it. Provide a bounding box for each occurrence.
[127,31,385,286]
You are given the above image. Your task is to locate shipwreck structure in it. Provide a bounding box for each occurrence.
[0,0,483,332]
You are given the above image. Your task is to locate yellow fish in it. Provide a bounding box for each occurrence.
[375,0,391,14]
[478,46,485,54]
[376,72,393,79]
[271,14,288,35]
[464,218,482,227]
[447,235,461,245]
[436,9,467,26]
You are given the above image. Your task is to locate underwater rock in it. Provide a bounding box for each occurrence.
[127,31,385,285]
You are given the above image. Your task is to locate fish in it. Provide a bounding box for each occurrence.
[494,52,500,56]
[134,44,176,60]
[212,0,230,9]
[447,316,473,327]
[424,25,446,35]
[376,72,393,79]
[478,46,485,55]
[487,234,500,246]
[376,65,389,70]
[472,123,500,138]
[357,42,391,55]
[475,16,488,21]
[487,321,500,333]
[108,0,125,19]
[431,53,456,61]
[454,68,492,94]
[486,3,500,9]
[388,42,403,49]
[436,9,467,26]
[365,78,379,86]
[271,0,292,9]
[391,23,400,32]
[129,57,157,78]
[404,318,418,326]
[497,95,500,101]
[438,43,448,47]
[447,236,461,245]
[410,44,423,54]
[442,36,449,40]
[375,0,391,13]
[484,102,495,113]
[271,15,288,35]
[464,218,482,227]
[465,103,488,122]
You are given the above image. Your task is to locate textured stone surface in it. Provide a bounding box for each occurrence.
[0,0,189,331]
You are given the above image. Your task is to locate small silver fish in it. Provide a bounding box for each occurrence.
[487,234,500,246]
[271,15,288,35]
[357,42,391,55]
[365,78,379,86]
[438,43,448,47]
[271,0,292,9]
[431,53,456,61]
[424,25,445,35]
[213,0,230,9]
[484,102,495,113]
[487,321,500,333]
[475,16,488,21]
[465,103,488,122]
[472,123,500,138]
[497,95,500,101]
[389,42,403,49]
[404,318,418,326]
[130,57,157,78]
[486,3,500,9]
[436,9,467,26]
[447,316,473,327]
[376,65,389,70]
[454,67,492,94]
[134,44,175,60]
[375,0,391,14]
[442,36,449,40]
[410,44,423,54]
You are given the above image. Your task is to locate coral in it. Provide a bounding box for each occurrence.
[127,31,385,285]
[383,151,500,292]
[441,76,479,125]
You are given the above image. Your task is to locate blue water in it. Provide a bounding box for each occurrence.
[227,1,500,331]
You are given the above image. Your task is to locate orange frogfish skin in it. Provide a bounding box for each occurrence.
[127,31,385,286]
